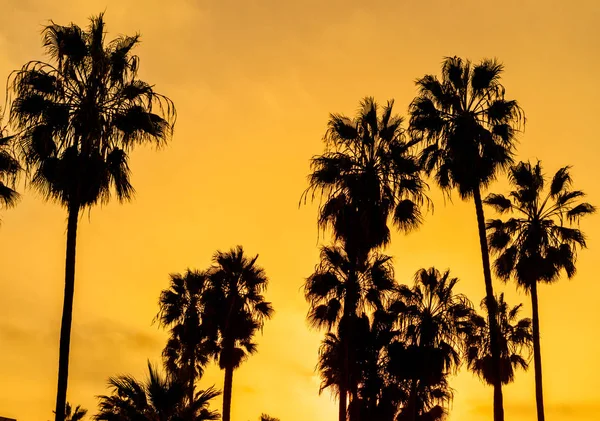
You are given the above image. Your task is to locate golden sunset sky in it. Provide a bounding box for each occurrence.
[1,1,599,420]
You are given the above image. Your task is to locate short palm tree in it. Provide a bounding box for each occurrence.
[485,161,594,421]
[465,294,532,387]
[408,56,524,421]
[156,270,214,405]
[259,414,280,421]
[95,361,220,421]
[0,127,20,211]
[304,97,427,261]
[305,244,395,421]
[202,246,274,421]
[9,14,175,421]
[387,268,471,421]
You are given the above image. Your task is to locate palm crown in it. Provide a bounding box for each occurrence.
[465,294,532,385]
[156,270,214,402]
[409,57,523,198]
[305,97,427,257]
[95,362,220,421]
[9,13,175,209]
[304,245,395,331]
[202,246,274,369]
[486,161,595,286]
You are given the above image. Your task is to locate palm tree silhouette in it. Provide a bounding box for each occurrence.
[485,161,595,421]
[387,268,471,421]
[8,14,175,421]
[52,402,87,421]
[202,246,274,421]
[303,96,427,421]
[465,294,532,387]
[0,126,20,211]
[156,270,215,405]
[408,56,523,421]
[259,415,280,421]
[64,404,87,421]
[305,244,395,420]
[95,361,220,421]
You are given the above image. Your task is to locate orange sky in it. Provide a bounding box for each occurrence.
[1,1,599,420]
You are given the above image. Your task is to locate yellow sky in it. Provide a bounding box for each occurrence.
[1,1,599,420]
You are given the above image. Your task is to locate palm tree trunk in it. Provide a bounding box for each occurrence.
[222,364,234,421]
[530,281,545,421]
[189,371,195,410]
[473,187,504,421]
[54,202,80,421]
[339,384,347,421]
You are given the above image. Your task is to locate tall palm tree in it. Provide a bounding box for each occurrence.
[408,56,524,421]
[9,14,175,421]
[465,294,532,387]
[156,270,214,405]
[387,268,471,421]
[303,97,426,421]
[485,161,595,421]
[202,246,274,421]
[305,244,395,421]
[0,124,20,211]
[95,361,220,421]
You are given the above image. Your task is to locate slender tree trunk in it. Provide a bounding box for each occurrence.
[530,281,545,421]
[222,364,234,421]
[54,202,81,421]
[189,370,195,409]
[473,188,504,421]
[339,383,347,421]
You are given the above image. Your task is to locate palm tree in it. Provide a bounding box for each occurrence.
[65,404,87,421]
[95,361,220,421]
[305,244,395,421]
[0,124,20,211]
[53,402,87,421]
[408,56,524,421]
[465,294,532,387]
[387,268,471,421]
[304,96,427,261]
[303,97,427,421]
[202,246,274,421]
[156,270,214,405]
[485,161,594,421]
[9,14,175,421]
[259,415,280,421]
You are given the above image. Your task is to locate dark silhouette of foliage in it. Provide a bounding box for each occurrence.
[0,122,20,211]
[408,56,524,421]
[303,96,428,421]
[202,246,274,421]
[94,362,219,421]
[259,415,280,421]
[52,402,87,421]
[465,294,532,385]
[387,268,471,421]
[486,161,595,421]
[305,244,395,421]
[8,13,175,421]
[304,97,427,260]
[156,270,215,405]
